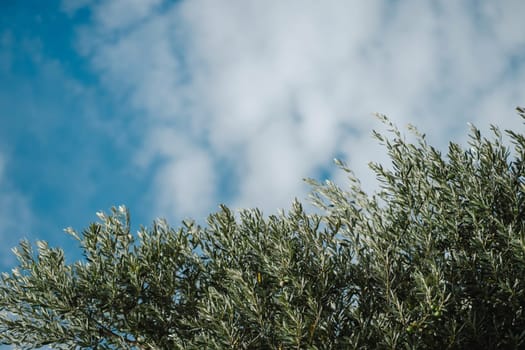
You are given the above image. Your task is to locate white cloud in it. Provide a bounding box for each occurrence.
[141,127,217,220]
[154,151,216,221]
[91,0,163,31]
[73,0,525,221]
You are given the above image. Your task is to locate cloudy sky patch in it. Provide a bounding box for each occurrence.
[0,0,523,270]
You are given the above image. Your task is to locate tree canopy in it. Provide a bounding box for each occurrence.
[1,108,525,349]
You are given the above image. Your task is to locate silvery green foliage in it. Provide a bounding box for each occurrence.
[1,108,524,349]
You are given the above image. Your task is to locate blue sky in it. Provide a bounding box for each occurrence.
[0,0,524,272]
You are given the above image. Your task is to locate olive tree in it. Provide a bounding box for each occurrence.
[1,108,524,349]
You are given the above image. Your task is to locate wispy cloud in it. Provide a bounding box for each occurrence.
[66,0,525,221]
[0,151,33,267]
[0,19,142,268]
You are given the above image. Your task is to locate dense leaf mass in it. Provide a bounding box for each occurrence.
[1,108,525,349]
